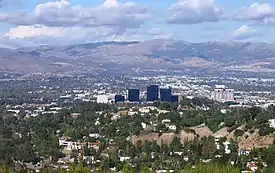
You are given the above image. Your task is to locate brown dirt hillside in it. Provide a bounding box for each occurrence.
[131,133,159,145]
[131,125,275,150]
[178,130,196,144]
[213,127,230,138]
[230,128,275,150]
[214,125,275,150]
[190,127,213,137]
[131,127,214,146]
[131,132,176,146]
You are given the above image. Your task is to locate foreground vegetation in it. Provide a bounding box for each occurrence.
[0,162,240,173]
[1,98,275,172]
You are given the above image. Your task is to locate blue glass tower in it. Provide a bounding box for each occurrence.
[115,95,125,103]
[171,95,179,103]
[147,85,159,102]
[128,89,140,102]
[160,88,172,102]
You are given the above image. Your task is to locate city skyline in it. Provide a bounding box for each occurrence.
[0,71,274,172]
[0,0,275,47]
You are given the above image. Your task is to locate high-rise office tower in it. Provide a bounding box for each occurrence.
[128,89,140,102]
[171,95,179,103]
[160,88,172,102]
[213,85,234,102]
[115,95,125,103]
[147,85,159,102]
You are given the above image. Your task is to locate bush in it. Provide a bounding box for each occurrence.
[259,126,274,136]
[234,129,244,137]
[183,128,196,134]
[228,124,240,133]
[244,124,252,131]
[249,129,255,134]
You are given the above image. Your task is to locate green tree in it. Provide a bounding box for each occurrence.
[228,139,238,154]
[152,141,160,152]
[155,124,168,132]
[201,137,216,158]
[97,158,110,173]
[140,163,152,173]
[68,163,90,173]
[121,163,134,173]
[169,137,182,152]
[0,163,11,173]
[143,141,152,155]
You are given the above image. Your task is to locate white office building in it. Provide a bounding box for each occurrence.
[96,95,109,103]
[213,85,234,102]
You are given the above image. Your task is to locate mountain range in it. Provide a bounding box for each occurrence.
[1,39,275,74]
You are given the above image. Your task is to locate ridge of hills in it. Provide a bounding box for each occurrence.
[1,39,275,74]
[131,125,275,150]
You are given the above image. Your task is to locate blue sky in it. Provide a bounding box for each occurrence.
[0,0,275,47]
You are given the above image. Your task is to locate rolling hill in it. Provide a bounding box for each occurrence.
[1,39,275,74]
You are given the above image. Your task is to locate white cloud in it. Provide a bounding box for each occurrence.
[0,0,153,46]
[104,0,118,7]
[233,25,257,40]
[167,0,222,24]
[236,3,275,22]
[2,25,155,46]
[148,28,163,35]
[0,0,23,7]
[0,0,150,30]
[5,25,67,39]
[34,0,70,16]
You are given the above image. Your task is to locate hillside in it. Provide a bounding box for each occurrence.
[131,126,275,150]
[1,39,275,74]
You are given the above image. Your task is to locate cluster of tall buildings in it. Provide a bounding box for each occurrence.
[115,85,179,103]
[99,84,235,104]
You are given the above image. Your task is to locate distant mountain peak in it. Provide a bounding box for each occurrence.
[1,40,275,74]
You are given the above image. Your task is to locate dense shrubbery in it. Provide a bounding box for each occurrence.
[1,101,275,172]
[259,125,274,136]
[0,162,241,173]
[184,163,240,173]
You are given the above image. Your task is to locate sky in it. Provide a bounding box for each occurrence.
[0,0,275,47]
